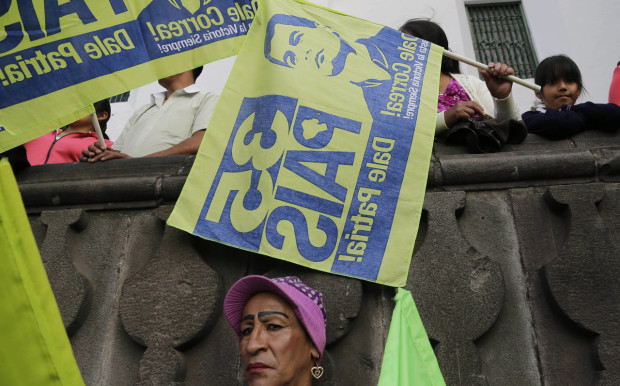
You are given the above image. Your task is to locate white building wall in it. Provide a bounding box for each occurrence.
[105,0,620,141]
[525,0,620,105]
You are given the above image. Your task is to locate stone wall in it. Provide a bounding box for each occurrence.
[16,131,620,385]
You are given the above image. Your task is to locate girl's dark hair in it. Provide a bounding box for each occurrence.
[534,55,583,91]
[399,19,460,74]
[93,99,111,131]
[192,66,203,80]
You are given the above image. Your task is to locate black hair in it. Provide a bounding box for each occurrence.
[0,145,30,172]
[534,55,583,91]
[93,99,111,131]
[192,66,203,81]
[399,18,460,74]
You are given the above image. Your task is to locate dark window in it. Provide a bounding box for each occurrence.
[109,91,130,103]
[466,2,537,78]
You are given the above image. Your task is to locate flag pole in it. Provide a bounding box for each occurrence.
[443,50,541,92]
[90,112,107,148]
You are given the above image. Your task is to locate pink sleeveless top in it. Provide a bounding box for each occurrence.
[438,77,471,112]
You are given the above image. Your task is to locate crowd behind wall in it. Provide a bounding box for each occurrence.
[104,0,620,141]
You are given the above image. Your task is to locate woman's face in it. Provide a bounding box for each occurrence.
[240,292,318,386]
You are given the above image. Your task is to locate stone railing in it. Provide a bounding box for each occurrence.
[16,130,620,385]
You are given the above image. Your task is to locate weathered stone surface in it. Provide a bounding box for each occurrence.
[437,150,596,188]
[432,133,574,156]
[459,191,541,385]
[39,209,91,335]
[572,130,620,150]
[68,212,148,386]
[16,127,620,385]
[17,156,194,209]
[512,187,600,385]
[324,282,392,386]
[593,147,620,181]
[182,238,249,386]
[407,191,504,385]
[120,208,221,385]
[543,184,620,385]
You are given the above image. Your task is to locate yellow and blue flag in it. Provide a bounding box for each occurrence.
[0,158,84,385]
[168,0,442,286]
[0,0,258,153]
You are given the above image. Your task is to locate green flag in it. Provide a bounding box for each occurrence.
[378,288,445,386]
[0,158,84,385]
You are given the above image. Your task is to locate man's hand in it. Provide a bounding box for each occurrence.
[481,62,514,100]
[79,142,130,162]
[444,101,485,128]
[79,129,206,162]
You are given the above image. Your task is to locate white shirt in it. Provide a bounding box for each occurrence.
[113,84,218,157]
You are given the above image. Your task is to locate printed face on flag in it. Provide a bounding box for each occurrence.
[264,14,351,77]
[168,0,443,286]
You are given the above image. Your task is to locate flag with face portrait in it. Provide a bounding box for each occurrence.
[168,0,442,286]
[0,0,257,153]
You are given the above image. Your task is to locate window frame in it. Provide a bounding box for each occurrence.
[465,1,538,79]
[109,91,131,104]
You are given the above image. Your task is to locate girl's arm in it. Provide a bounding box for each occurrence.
[522,102,620,139]
[569,102,620,132]
[436,111,449,134]
[521,108,587,139]
[494,94,520,121]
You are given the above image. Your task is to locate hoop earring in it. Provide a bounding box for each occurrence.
[311,360,324,379]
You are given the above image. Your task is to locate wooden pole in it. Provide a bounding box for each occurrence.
[443,50,541,92]
[90,112,106,148]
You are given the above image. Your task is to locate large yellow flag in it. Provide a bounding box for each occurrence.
[0,0,257,153]
[168,0,442,286]
[0,159,84,385]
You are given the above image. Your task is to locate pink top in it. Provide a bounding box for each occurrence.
[24,130,113,165]
[438,77,472,112]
